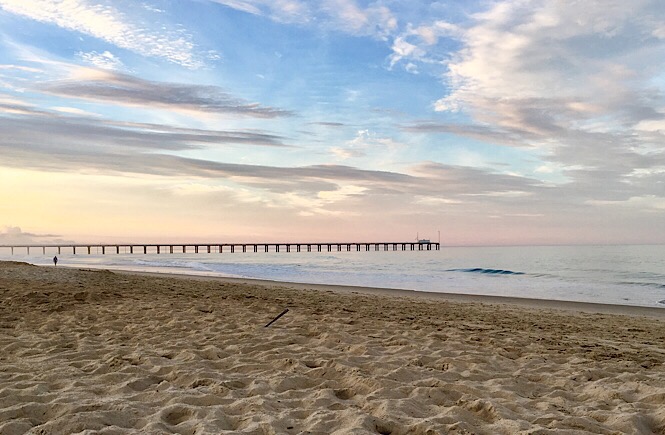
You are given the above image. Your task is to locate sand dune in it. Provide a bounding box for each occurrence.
[1,261,664,434]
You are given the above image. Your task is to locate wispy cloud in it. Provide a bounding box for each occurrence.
[76,50,124,70]
[208,0,396,38]
[331,129,403,161]
[402,121,529,148]
[389,20,460,68]
[0,107,288,155]
[308,121,346,128]
[209,0,269,16]
[0,0,201,67]
[321,0,397,39]
[39,69,293,118]
[0,97,544,199]
[411,162,546,199]
[0,106,551,212]
[0,64,42,73]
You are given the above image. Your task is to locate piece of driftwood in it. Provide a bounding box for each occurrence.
[265,308,289,327]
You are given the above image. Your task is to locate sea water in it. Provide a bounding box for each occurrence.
[2,245,664,308]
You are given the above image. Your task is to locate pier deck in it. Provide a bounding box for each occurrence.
[1,242,440,255]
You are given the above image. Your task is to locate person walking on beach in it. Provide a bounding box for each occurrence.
[53,256,58,266]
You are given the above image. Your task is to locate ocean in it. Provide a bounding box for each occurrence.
[2,244,664,308]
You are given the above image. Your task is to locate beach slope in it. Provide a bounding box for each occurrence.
[1,261,664,434]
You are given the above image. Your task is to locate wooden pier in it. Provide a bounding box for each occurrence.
[1,242,439,255]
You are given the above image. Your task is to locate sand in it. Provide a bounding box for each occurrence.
[1,261,664,434]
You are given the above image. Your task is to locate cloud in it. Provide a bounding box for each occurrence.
[331,129,404,161]
[0,0,201,67]
[308,121,345,128]
[179,181,368,217]
[435,1,665,133]
[389,21,461,68]
[76,50,124,70]
[208,0,396,38]
[49,106,99,117]
[402,121,532,148]
[0,99,413,194]
[5,90,635,225]
[0,226,68,244]
[331,147,365,159]
[410,162,545,198]
[0,110,559,217]
[0,107,289,157]
[0,101,548,207]
[321,0,397,39]
[0,64,42,73]
[210,0,263,15]
[209,0,314,24]
[587,195,665,211]
[437,2,665,118]
[406,117,665,203]
[155,160,552,218]
[395,1,665,215]
[38,69,293,118]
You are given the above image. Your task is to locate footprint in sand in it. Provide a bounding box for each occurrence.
[333,388,355,400]
[161,405,194,426]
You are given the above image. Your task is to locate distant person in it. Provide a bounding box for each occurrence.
[53,256,58,266]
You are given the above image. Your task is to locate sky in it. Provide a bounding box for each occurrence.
[0,0,664,246]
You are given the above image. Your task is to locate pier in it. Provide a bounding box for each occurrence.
[1,242,439,255]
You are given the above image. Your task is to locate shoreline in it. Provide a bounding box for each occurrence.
[9,247,665,311]
[83,265,665,319]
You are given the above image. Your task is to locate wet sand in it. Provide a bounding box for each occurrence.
[1,261,664,434]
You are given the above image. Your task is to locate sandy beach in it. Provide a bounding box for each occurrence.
[1,261,664,434]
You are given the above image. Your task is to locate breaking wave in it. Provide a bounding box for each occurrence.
[448,268,525,276]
